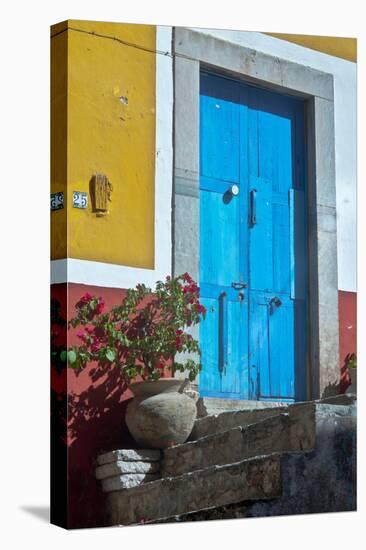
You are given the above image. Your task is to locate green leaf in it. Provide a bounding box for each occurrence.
[60,350,67,362]
[67,350,77,364]
[105,348,116,362]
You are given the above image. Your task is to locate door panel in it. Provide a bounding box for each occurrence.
[200,287,246,397]
[249,176,273,292]
[200,73,240,184]
[200,187,240,288]
[199,72,307,402]
[249,292,295,399]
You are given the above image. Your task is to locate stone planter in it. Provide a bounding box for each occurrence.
[125,379,197,449]
[346,368,357,395]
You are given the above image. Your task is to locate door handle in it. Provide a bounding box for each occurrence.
[218,292,228,375]
[231,282,247,290]
[249,189,257,226]
[269,296,282,314]
[269,296,282,308]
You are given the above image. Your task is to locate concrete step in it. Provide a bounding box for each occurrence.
[106,453,281,526]
[162,403,316,477]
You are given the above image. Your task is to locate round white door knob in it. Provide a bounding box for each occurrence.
[231,184,239,196]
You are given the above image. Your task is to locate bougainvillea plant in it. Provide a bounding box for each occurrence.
[346,353,357,369]
[64,273,206,383]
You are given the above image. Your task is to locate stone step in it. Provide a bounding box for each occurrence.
[162,403,316,477]
[195,393,356,420]
[95,460,160,480]
[192,396,356,441]
[101,473,161,492]
[106,453,281,526]
[149,401,357,523]
[96,448,161,466]
[191,405,288,440]
[196,397,290,418]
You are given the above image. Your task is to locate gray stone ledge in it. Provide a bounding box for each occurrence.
[196,397,290,417]
[101,473,160,492]
[96,460,160,480]
[162,406,315,477]
[106,453,281,525]
[97,449,161,466]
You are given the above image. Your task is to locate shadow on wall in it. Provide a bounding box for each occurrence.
[67,364,135,528]
[51,283,136,529]
[340,355,352,394]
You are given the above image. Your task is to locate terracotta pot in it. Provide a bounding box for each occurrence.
[125,379,197,449]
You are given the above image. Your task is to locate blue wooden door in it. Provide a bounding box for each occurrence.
[199,72,307,401]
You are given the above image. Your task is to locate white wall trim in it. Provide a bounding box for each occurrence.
[51,258,170,289]
[51,26,173,289]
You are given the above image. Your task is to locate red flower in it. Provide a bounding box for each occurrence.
[81,292,93,302]
[95,300,105,314]
[175,336,182,351]
[76,330,86,341]
[175,329,183,335]
[94,326,105,338]
[183,272,193,283]
[196,303,206,315]
[91,341,101,353]
[157,362,165,370]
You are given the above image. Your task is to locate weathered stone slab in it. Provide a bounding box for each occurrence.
[97,449,161,466]
[96,460,160,480]
[245,407,356,517]
[192,406,288,440]
[196,397,289,418]
[163,405,315,477]
[193,398,356,440]
[101,473,160,492]
[316,394,356,406]
[106,454,281,525]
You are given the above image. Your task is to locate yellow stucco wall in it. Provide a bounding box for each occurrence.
[51,24,68,259]
[51,20,156,268]
[266,33,357,62]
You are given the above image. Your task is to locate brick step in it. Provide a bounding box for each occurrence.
[106,453,281,526]
[162,403,316,477]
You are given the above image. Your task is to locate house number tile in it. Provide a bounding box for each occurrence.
[73,191,88,209]
[50,192,64,211]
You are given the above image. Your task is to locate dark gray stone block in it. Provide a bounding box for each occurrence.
[162,404,316,477]
[106,454,281,525]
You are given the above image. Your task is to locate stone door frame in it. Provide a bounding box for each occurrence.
[172,27,339,399]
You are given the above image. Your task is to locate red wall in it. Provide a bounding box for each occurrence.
[51,283,135,529]
[338,290,357,393]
